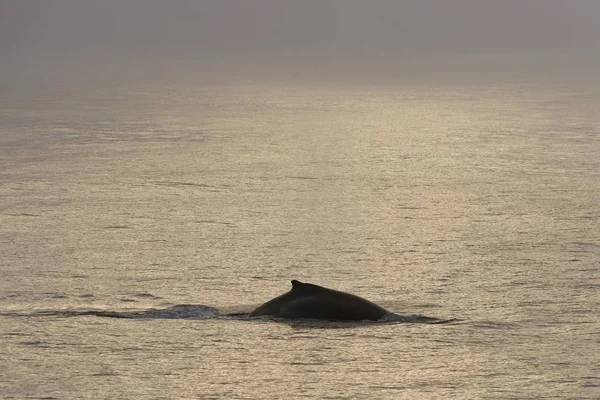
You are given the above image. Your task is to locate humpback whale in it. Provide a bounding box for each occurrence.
[249,280,389,321]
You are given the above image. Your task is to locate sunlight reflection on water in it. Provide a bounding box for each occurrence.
[1,82,598,399]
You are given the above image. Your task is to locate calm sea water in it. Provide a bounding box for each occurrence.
[1,81,599,399]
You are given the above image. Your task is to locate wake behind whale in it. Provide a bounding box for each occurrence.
[13,280,456,324]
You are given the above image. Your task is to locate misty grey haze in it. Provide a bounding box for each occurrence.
[2,0,600,87]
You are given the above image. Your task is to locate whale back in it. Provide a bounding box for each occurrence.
[249,280,389,321]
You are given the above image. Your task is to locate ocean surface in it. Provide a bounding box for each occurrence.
[1,80,599,399]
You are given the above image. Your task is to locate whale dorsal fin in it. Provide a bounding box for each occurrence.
[291,280,322,292]
[291,280,304,289]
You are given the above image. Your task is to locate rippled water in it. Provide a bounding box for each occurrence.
[1,81,599,399]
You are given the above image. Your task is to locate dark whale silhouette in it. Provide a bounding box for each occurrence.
[249,280,389,321]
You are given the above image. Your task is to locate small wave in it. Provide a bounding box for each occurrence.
[92,305,220,319]
[239,312,458,326]
[23,304,220,319]
[381,313,460,324]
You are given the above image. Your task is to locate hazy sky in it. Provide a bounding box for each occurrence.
[2,0,599,86]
